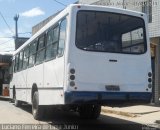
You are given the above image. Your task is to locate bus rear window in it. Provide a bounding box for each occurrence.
[76,10,146,54]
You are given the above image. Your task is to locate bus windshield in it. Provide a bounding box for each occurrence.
[76,10,147,54]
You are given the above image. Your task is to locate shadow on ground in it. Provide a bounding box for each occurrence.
[10,103,148,130]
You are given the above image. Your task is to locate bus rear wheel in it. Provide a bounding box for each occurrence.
[79,105,101,119]
[14,99,22,107]
[32,91,45,120]
[13,90,22,107]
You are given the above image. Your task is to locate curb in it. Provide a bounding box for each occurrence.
[0,96,11,101]
[132,110,160,115]
[101,107,138,118]
[155,120,160,124]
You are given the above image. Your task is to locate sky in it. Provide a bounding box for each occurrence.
[0,0,77,52]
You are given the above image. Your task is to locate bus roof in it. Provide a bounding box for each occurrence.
[13,4,146,55]
[79,4,145,15]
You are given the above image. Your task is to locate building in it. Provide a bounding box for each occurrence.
[32,11,61,35]
[32,1,79,35]
[79,0,160,104]
[15,37,29,50]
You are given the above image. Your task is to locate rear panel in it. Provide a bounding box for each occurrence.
[64,5,152,105]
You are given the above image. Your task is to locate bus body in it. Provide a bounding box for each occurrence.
[10,4,152,119]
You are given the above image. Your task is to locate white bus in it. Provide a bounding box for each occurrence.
[10,4,152,120]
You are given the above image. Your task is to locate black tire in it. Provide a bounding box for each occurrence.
[32,91,45,120]
[14,99,22,107]
[79,105,101,119]
[10,87,16,103]
[13,90,22,107]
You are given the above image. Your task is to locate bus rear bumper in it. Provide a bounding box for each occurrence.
[65,91,152,105]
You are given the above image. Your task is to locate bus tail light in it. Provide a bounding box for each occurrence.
[77,5,81,8]
[69,68,76,87]
[70,68,75,74]
[70,81,75,87]
[148,72,152,89]
[148,84,152,89]
[70,75,75,80]
[148,72,152,77]
[148,78,152,83]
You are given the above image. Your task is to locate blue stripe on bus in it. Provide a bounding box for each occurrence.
[65,91,152,104]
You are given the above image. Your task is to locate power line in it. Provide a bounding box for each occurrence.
[18,32,32,34]
[52,0,66,7]
[1,46,14,49]
[0,46,15,52]
[0,32,31,41]
[0,37,13,39]
[0,39,13,46]
[1,49,14,52]
[0,11,14,35]
[0,32,31,36]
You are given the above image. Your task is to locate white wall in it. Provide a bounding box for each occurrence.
[79,0,98,4]
[148,0,160,38]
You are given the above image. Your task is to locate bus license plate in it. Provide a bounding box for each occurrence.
[105,85,120,91]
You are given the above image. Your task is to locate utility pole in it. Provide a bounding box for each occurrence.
[14,14,19,39]
[13,14,29,50]
[14,14,19,50]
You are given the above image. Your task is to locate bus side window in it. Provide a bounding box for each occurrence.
[18,51,23,71]
[13,58,16,73]
[10,60,13,74]
[57,18,67,57]
[36,35,45,64]
[29,41,37,67]
[9,60,13,81]
[16,54,20,71]
[23,46,29,69]
[46,26,59,60]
